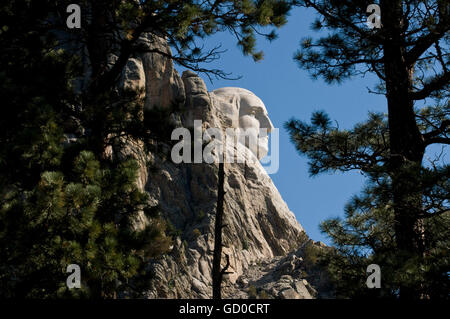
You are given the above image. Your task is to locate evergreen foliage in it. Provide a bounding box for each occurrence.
[287,1,449,298]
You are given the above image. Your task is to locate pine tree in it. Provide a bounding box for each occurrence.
[286,1,449,298]
[0,2,171,297]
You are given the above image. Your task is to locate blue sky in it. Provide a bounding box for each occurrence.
[176,7,388,244]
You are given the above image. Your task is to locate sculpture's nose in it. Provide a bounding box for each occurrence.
[259,114,274,132]
[253,108,273,133]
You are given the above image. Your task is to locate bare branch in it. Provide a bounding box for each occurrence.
[220,254,233,275]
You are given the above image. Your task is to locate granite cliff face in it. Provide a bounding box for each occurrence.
[106,33,329,299]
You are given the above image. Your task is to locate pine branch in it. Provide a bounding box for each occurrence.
[420,209,450,219]
[300,0,384,43]
[406,6,450,66]
[424,137,450,146]
[423,119,450,140]
[410,72,450,100]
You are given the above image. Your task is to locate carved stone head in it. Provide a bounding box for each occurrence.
[210,87,274,159]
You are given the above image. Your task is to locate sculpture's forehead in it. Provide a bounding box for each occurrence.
[212,87,254,96]
[212,87,266,110]
[211,86,274,132]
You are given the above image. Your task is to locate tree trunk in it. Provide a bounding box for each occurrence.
[212,161,225,299]
[83,1,113,159]
[381,0,426,299]
[86,1,112,81]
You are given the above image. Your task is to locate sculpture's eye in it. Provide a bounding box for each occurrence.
[250,106,262,114]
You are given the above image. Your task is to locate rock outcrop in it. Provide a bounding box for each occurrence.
[98,33,328,298]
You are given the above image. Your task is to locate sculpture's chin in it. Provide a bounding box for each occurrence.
[251,136,269,160]
[236,132,269,160]
[256,143,269,160]
[240,141,268,160]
